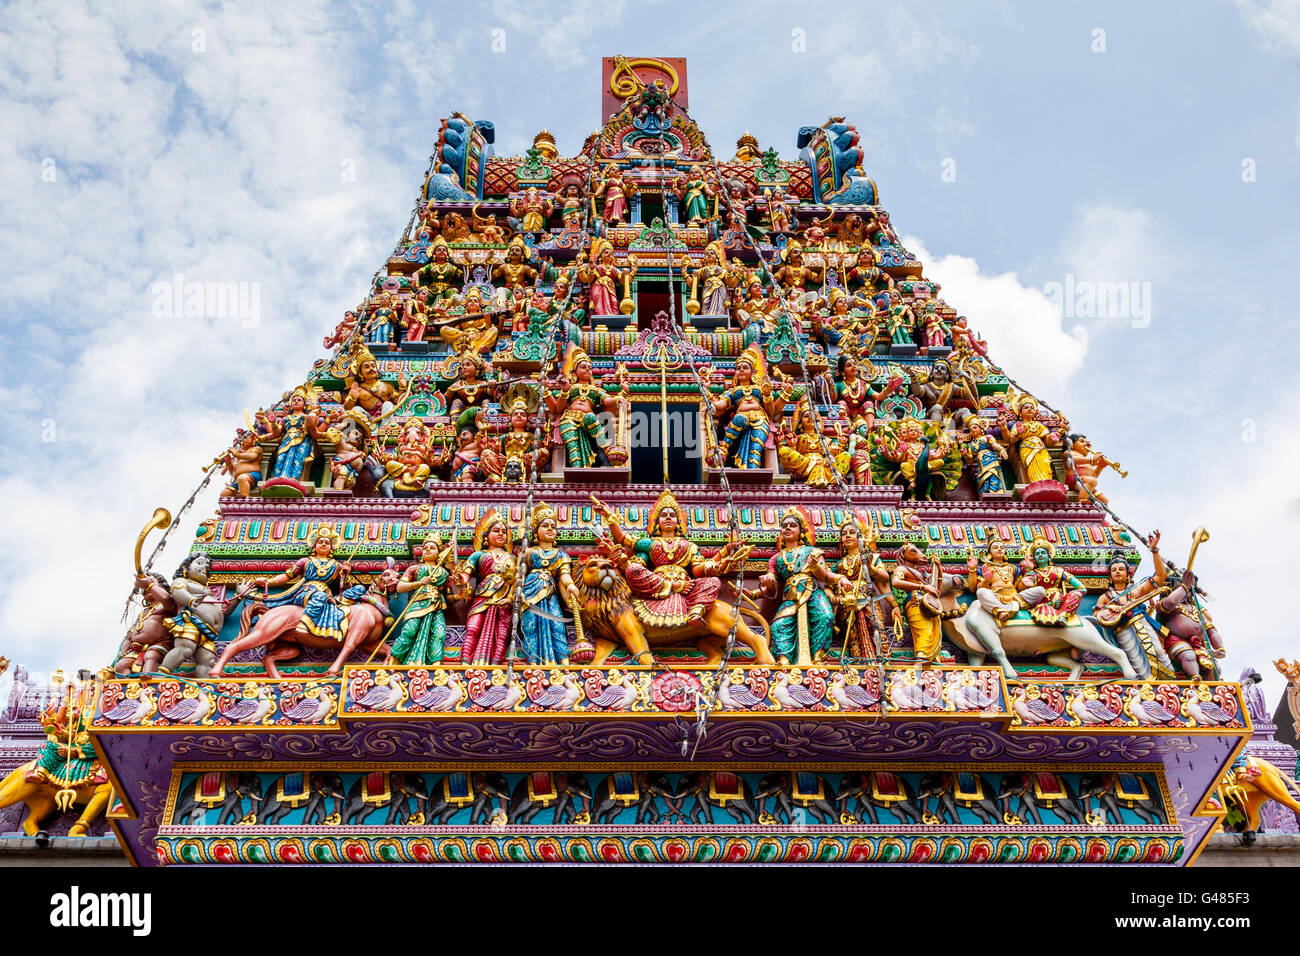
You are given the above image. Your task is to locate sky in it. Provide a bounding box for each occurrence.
[1,0,1298,706]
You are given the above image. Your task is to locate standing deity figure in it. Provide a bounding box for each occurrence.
[834,517,899,659]
[1003,394,1060,484]
[686,242,733,316]
[255,524,366,643]
[1155,568,1225,679]
[883,289,916,347]
[761,186,792,234]
[455,509,519,666]
[510,186,554,234]
[157,552,237,677]
[778,398,842,487]
[343,345,408,419]
[834,416,875,485]
[559,183,586,227]
[491,236,539,293]
[875,418,953,500]
[545,346,628,468]
[326,409,373,491]
[519,502,580,666]
[363,292,403,348]
[711,345,789,470]
[891,542,953,665]
[676,171,715,226]
[578,238,634,316]
[959,417,1009,495]
[413,236,462,305]
[116,572,177,675]
[594,165,636,225]
[836,353,902,431]
[918,301,949,351]
[592,490,748,635]
[220,431,262,498]
[390,534,458,666]
[265,387,322,482]
[751,507,849,666]
[965,537,1034,623]
[1017,536,1084,625]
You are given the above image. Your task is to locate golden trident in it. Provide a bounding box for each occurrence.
[642,339,684,485]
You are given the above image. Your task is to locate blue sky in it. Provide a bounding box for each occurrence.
[2,0,1298,704]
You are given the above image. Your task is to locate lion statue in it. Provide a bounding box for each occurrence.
[573,551,774,666]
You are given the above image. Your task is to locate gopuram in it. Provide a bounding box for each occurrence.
[10,55,1297,866]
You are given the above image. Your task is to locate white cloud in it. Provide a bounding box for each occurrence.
[1236,0,1300,57]
[902,235,1090,405]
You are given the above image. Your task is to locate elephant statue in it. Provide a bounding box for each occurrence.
[998,771,1085,825]
[1077,772,1166,826]
[173,772,264,826]
[0,762,113,837]
[917,772,1001,825]
[836,771,922,825]
[671,771,758,824]
[343,771,429,825]
[755,771,837,825]
[590,772,674,824]
[425,771,510,825]
[507,772,592,825]
[1219,756,1300,844]
[257,772,346,825]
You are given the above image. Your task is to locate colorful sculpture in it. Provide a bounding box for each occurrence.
[754,506,849,665]
[711,345,787,470]
[456,509,518,666]
[518,502,580,665]
[391,534,457,666]
[777,398,842,487]
[545,346,628,468]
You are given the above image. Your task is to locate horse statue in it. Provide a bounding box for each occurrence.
[571,551,774,666]
[945,601,1140,681]
[209,568,401,679]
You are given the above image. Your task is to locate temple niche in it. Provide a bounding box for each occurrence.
[21,55,1288,868]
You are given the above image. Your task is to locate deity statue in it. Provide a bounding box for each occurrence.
[491,236,539,292]
[710,345,789,470]
[592,490,749,638]
[843,245,893,301]
[1155,568,1225,679]
[874,418,953,500]
[480,397,546,483]
[343,345,408,419]
[116,572,176,675]
[910,359,976,421]
[377,419,433,495]
[1017,536,1084,625]
[413,236,462,304]
[959,416,1009,495]
[1094,532,1167,636]
[834,516,899,659]
[964,537,1031,624]
[675,171,715,226]
[444,350,497,422]
[254,524,367,644]
[593,165,636,225]
[1066,434,1126,505]
[773,240,824,292]
[326,409,373,491]
[918,300,949,352]
[545,346,629,468]
[883,289,916,348]
[451,424,495,482]
[761,186,793,234]
[362,292,402,348]
[891,542,951,665]
[685,242,733,316]
[438,285,498,355]
[1003,394,1060,484]
[220,431,262,498]
[778,398,842,487]
[733,273,779,333]
[578,238,634,316]
[510,186,554,234]
[558,183,586,227]
[455,509,519,666]
[157,551,238,677]
[390,534,458,666]
[265,387,322,482]
[836,353,902,430]
[751,506,849,666]
[519,502,580,666]
[833,416,875,485]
